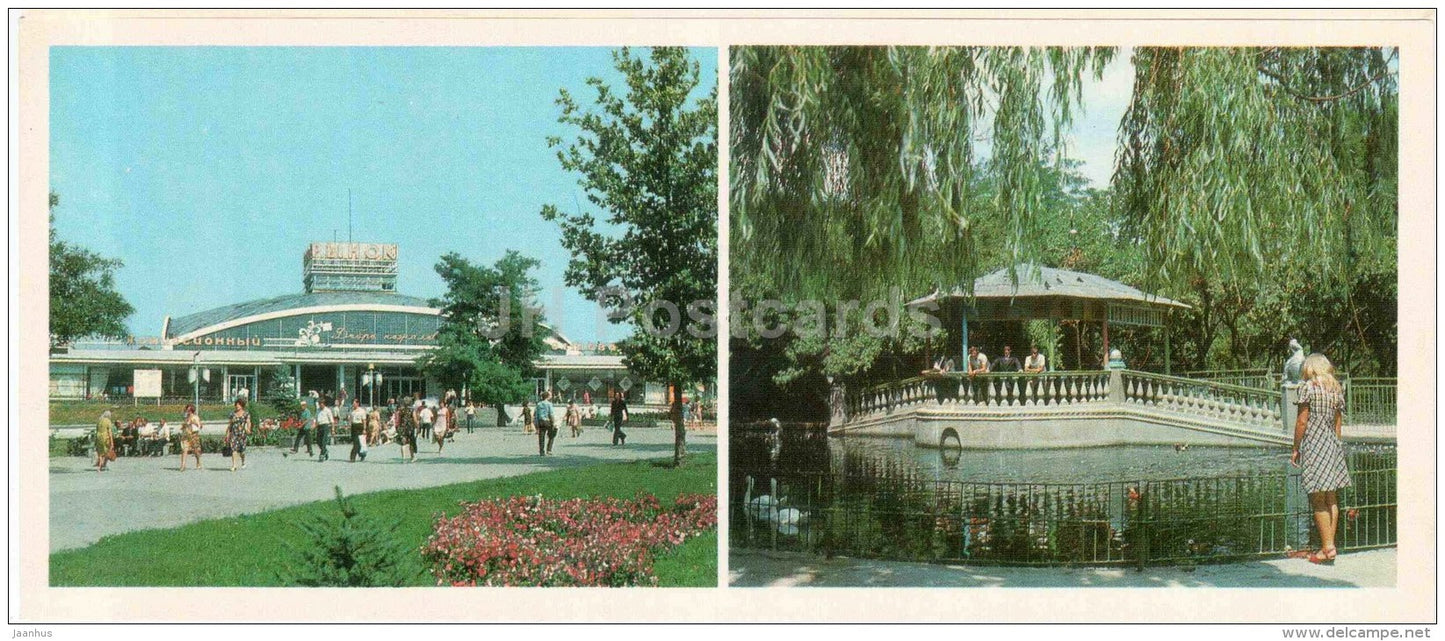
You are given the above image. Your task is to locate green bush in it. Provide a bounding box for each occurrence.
[278,486,419,587]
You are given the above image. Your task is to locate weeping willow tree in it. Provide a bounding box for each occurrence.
[731,46,1115,305]
[1116,47,1398,373]
[729,46,1114,410]
[1116,46,1397,287]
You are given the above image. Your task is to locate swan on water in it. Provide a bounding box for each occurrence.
[744,475,777,521]
[743,475,808,535]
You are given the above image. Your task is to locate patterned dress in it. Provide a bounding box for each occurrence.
[1296,381,1352,494]
[183,414,203,453]
[225,409,250,454]
[396,406,417,450]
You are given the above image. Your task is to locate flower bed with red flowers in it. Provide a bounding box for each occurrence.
[421,492,717,587]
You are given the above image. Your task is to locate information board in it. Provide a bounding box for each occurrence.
[133,369,163,398]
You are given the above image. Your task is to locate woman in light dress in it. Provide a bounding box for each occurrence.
[93,409,115,472]
[566,400,583,437]
[434,403,450,454]
[180,404,203,471]
[1291,353,1353,565]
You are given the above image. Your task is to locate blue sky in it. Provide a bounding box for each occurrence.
[51,46,1137,343]
[49,46,718,344]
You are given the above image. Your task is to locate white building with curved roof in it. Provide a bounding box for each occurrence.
[49,242,682,407]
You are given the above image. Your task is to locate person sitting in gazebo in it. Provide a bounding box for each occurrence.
[966,346,990,403]
[993,345,1021,373]
[1024,345,1047,373]
[924,355,956,402]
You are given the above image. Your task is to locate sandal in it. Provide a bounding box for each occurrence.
[1285,548,1315,559]
[1307,550,1335,565]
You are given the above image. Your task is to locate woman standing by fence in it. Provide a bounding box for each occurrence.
[1292,353,1352,565]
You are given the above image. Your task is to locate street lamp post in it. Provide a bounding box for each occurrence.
[188,352,209,408]
[362,363,382,409]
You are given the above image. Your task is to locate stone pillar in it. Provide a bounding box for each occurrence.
[1108,368,1124,403]
[1282,382,1310,551]
[829,382,847,428]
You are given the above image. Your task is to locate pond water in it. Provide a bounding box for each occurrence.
[729,424,1398,566]
[833,437,1293,484]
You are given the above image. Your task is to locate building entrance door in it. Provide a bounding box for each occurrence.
[383,377,425,404]
[225,374,257,402]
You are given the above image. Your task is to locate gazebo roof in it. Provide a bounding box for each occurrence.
[908,264,1190,310]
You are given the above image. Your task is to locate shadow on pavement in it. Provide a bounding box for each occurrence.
[728,549,1386,588]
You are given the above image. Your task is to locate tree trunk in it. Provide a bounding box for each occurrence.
[671,381,686,466]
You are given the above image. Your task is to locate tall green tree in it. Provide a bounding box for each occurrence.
[48,192,134,351]
[1117,47,1396,288]
[541,47,717,466]
[731,46,1114,304]
[1116,47,1398,374]
[417,251,547,410]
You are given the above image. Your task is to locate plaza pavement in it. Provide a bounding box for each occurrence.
[729,547,1396,588]
[49,426,715,552]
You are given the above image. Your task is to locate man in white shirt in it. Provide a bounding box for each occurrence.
[348,399,368,462]
[967,346,990,403]
[137,420,158,456]
[1024,345,1047,373]
[417,404,435,441]
[1023,344,1048,404]
[315,400,336,462]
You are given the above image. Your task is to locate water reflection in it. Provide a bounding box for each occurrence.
[730,424,1396,565]
[834,437,1293,484]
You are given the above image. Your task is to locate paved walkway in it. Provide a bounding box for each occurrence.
[729,548,1395,587]
[49,427,714,552]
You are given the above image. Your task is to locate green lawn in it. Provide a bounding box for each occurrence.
[51,401,283,426]
[50,452,718,587]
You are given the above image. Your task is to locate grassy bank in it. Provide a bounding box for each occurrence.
[50,452,717,587]
[50,401,283,426]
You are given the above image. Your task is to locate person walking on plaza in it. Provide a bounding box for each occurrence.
[291,400,316,457]
[1291,353,1353,565]
[315,399,335,463]
[348,399,368,462]
[436,402,451,444]
[417,402,434,442]
[565,400,582,438]
[521,401,534,435]
[94,409,116,472]
[534,391,557,456]
[610,392,628,446]
[180,404,203,471]
[224,398,252,472]
[433,402,450,455]
[465,400,476,434]
[396,396,418,463]
[366,404,384,448]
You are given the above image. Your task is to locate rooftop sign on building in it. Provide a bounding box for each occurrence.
[303,242,399,293]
